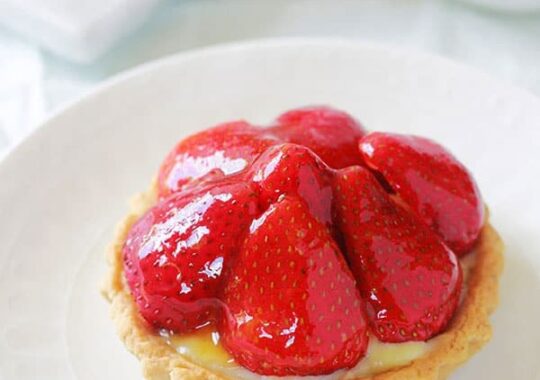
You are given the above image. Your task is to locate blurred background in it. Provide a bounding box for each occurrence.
[0,0,539,159]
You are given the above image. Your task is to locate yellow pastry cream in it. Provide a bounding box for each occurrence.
[161,325,432,379]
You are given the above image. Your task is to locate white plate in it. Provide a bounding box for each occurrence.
[1,39,539,380]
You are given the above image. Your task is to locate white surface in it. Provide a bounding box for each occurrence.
[1,0,540,160]
[0,39,539,380]
[458,0,540,12]
[0,0,161,62]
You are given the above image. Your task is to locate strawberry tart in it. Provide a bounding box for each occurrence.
[102,106,503,380]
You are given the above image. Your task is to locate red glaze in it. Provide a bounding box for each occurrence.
[221,196,369,375]
[333,166,462,343]
[359,132,484,255]
[123,181,260,333]
[247,143,334,227]
[157,121,278,198]
[270,106,367,169]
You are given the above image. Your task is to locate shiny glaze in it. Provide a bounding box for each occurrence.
[157,106,368,198]
[220,197,369,376]
[248,143,334,227]
[360,132,484,255]
[270,106,367,169]
[334,166,462,343]
[157,121,279,197]
[123,181,260,332]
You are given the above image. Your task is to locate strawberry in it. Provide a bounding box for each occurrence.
[157,121,278,197]
[248,143,334,226]
[123,181,260,333]
[333,166,462,343]
[359,132,484,255]
[270,106,367,169]
[220,196,369,376]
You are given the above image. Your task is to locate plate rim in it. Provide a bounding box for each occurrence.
[2,37,540,171]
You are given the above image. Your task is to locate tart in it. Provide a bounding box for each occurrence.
[102,106,503,380]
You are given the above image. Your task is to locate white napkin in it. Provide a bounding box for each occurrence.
[0,0,162,62]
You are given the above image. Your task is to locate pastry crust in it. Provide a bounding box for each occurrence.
[102,186,504,380]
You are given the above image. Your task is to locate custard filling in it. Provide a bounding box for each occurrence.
[161,327,430,379]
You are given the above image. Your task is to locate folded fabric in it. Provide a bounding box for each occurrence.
[0,0,162,62]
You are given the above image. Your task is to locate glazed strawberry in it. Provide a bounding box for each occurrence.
[270,106,367,169]
[248,143,334,226]
[333,166,462,343]
[359,132,484,255]
[221,196,369,375]
[123,181,260,332]
[157,121,278,197]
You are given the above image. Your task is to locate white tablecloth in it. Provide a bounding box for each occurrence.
[1,0,539,158]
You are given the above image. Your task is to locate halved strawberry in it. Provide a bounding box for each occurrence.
[270,106,367,169]
[157,121,278,197]
[333,166,462,343]
[220,196,369,376]
[359,132,484,255]
[123,181,260,333]
[247,143,334,226]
